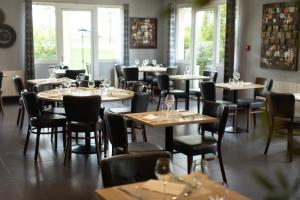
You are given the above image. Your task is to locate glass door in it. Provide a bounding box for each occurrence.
[62,10,92,73]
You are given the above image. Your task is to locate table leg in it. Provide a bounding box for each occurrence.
[185,80,189,110]
[72,132,97,154]
[165,126,173,153]
[143,72,147,82]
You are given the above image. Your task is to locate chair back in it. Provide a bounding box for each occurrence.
[63,95,101,123]
[33,83,53,93]
[101,151,171,187]
[123,67,138,82]
[0,71,3,89]
[21,92,42,119]
[200,81,216,101]
[79,80,101,88]
[115,64,124,79]
[254,77,273,98]
[13,75,25,96]
[131,92,150,113]
[104,112,128,153]
[201,101,229,142]
[203,70,218,83]
[132,83,147,92]
[266,92,295,121]
[64,69,86,80]
[157,74,170,91]
[166,67,177,75]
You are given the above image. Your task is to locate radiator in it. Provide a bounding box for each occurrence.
[272,80,300,116]
[2,70,24,97]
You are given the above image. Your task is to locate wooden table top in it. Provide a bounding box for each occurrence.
[37,87,134,102]
[138,66,167,72]
[215,82,265,90]
[124,110,216,128]
[27,78,66,86]
[169,74,211,81]
[96,173,249,200]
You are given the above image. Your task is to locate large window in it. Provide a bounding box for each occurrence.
[176,3,226,73]
[32,4,123,69]
[33,5,56,62]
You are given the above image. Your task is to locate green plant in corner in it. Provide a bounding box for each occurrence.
[253,169,300,200]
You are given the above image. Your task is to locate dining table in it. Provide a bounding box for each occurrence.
[96,172,250,200]
[138,66,167,81]
[37,87,134,154]
[27,77,68,87]
[169,74,211,110]
[124,110,216,153]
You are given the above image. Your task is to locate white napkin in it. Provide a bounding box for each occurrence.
[142,180,186,196]
[143,114,158,120]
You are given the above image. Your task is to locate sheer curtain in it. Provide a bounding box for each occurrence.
[123,4,129,66]
[167,2,176,67]
[25,0,35,83]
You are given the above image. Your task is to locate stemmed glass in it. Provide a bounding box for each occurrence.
[88,80,95,88]
[48,67,55,79]
[233,72,240,82]
[165,94,175,116]
[152,59,157,66]
[184,66,190,75]
[155,158,173,195]
[134,59,140,67]
[191,160,204,188]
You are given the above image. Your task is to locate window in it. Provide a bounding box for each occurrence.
[176,3,226,73]
[98,7,122,60]
[33,5,56,62]
[176,7,192,62]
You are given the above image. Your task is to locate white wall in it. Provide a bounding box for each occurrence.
[237,0,300,92]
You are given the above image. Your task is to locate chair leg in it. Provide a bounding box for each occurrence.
[23,125,31,154]
[0,97,4,116]
[233,111,237,133]
[218,148,227,184]
[288,131,293,162]
[141,125,147,142]
[131,125,137,142]
[64,129,72,166]
[187,155,193,174]
[19,106,25,130]
[34,128,41,161]
[264,126,273,155]
[17,105,21,125]
[94,131,101,165]
[156,95,161,111]
[197,96,200,113]
[175,98,178,110]
[54,127,58,150]
[247,108,250,132]
[253,113,257,129]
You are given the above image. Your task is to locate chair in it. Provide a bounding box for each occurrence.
[101,151,171,188]
[0,71,4,115]
[21,92,66,161]
[237,77,273,131]
[115,64,125,88]
[189,70,218,113]
[173,101,229,183]
[123,67,139,89]
[156,74,188,111]
[104,112,163,155]
[64,69,85,80]
[109,91,150,142]
[13,75,26,129]
[264,92,296,162]
[201,81,237,133]
[79,80,101,88]
[63,95,102,165]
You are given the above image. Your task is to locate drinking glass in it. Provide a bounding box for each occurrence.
[191,160,203,188]
[152,59,157,66]
[76,73,85,87]
[88,80,95,88]
[145,59,149,66]
[208,182,228,200]
[48,68,55,79]
[134,59,140,66]
[184,66,190,75]
[233,72,240,82]
[142,59,147,66]
[165,94,175,112]
[155,158,173,195]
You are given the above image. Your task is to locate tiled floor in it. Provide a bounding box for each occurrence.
[0,98,299,200]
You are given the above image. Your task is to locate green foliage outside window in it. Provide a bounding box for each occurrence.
[34,28,56,61]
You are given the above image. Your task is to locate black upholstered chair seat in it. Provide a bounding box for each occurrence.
[161,90,187,98]
[43,107,66,115]
[120,142,163,153]
[109,107,131,114]
[237,98,265,109]
[30,113,66,127]
[216,100,237,111]
[67,121,102,132]
[189,88,201,96]
[174,135,217,155]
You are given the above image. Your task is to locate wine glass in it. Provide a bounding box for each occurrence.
[155,158,173,195]
[165,94,175,112]
[152,59,157,66]
[134,59,140,66]
[233,72,240,82]
[88,80,95,88]
[184,66,190,75]
[191,160,203,188]
[76,73,85,87]
[142,59,147,66]
[48,67,55,79]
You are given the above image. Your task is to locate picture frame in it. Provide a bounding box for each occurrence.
[130,18,157,49]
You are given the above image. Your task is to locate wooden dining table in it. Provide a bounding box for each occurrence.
[169,74,211,110]
[96,172,250,200]
[27,78,67,86]
[138,66,167,81]
[124,110,216,153]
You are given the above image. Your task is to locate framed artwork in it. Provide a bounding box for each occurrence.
[130,18,157,48]
[260,2,300,71]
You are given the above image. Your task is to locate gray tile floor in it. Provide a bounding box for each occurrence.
[0,98,299,200]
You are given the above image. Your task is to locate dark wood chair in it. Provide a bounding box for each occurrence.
[123,67,139,89]
[115,64,125,88]
[64,69,85,80]
[13,75,26,129]
[173,100,229,183]
[101,151,170,188]
[104,112,162,156]
[63,95,102,165]
[237,77,273,131]
[156,74,188,111]
[264,92,296,162]
[201,81,237,133]
[21,92,66,161]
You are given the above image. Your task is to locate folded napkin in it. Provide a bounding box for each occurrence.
[143,114,158,120]
[242,82,252,85]
[179,111,197,117]
[142,179,185,196]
